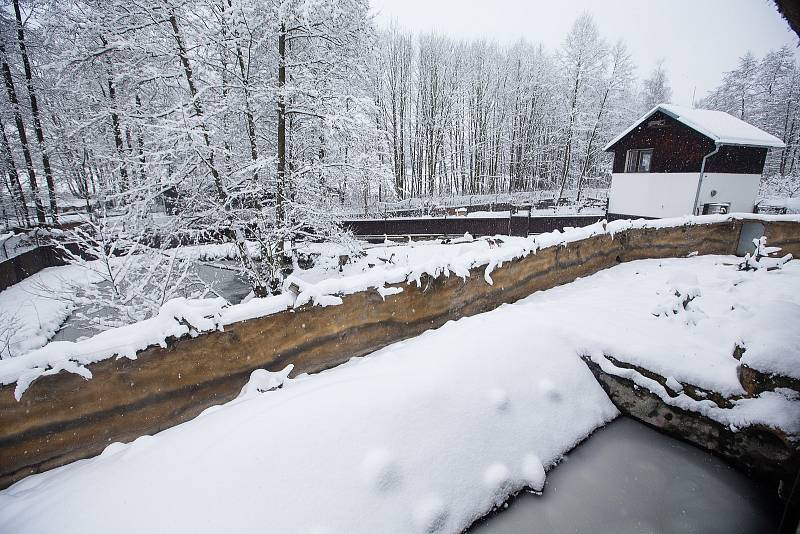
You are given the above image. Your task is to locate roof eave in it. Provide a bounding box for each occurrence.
[602,105,662,152]
[714,141,786,150]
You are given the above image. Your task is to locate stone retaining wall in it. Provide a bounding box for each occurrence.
[0,218,797,489]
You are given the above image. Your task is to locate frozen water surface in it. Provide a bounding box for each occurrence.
[471,417,781,534]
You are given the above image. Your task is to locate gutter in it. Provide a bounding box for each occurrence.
[692,143,721,215]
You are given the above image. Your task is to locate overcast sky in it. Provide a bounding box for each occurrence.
[369,0,799,106]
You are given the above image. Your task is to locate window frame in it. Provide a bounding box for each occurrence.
[624,148,654,173]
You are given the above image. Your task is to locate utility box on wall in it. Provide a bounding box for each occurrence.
[604,104,784,219]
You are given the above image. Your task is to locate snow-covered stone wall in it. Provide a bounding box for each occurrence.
[0,215,798,489]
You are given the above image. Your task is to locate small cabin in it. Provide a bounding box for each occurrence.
[604,104,785,219]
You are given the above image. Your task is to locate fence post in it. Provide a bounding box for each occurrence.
[527,205,531,236]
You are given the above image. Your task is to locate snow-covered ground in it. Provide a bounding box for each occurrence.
[0,298,618,534]
[528,255,800,395]
[0,264,102,359]
[1,248,798,533]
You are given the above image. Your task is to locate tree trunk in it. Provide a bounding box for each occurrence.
[107,74,128,192]
[169,12,223,198]
[1,40,44,224]
[13,0,57,223]
[578,89,610,202]
[276,23,287,232]
[0,118,28,224]
[98,36,129,194]
[557,71,581,203]
[134,94,147,182]
[227,0,259,184]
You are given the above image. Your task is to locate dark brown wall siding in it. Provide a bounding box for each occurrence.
[705,145,767,174]
[609,111,768,175]
[611,111,715,174]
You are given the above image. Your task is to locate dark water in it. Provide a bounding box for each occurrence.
[471,417,784,534]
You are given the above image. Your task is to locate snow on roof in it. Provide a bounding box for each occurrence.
[603,104,786,151]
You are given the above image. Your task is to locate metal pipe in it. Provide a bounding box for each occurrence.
[692,143,721,215]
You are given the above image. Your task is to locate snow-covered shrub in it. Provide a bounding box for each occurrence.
[652,271,704,325]
[738,237,792,272]
[53,217,209,330]
[758,175,800,210]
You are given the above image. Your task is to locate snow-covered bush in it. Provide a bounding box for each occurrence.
[759,175,800,204]
[652,272,704,325]
[738,237,792,272]
[53,217,208,329]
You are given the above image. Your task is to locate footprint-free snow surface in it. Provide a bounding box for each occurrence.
[1,254,799,533]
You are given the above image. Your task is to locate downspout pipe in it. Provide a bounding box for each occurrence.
[692,143,721,215]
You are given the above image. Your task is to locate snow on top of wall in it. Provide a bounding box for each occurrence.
[604,104,786,150]
[1,213,799,399]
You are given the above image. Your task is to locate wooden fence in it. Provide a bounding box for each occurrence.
[342,214,604,239]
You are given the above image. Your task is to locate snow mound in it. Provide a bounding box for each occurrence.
[738,300,800,380]
[538,379,562,403]
[486,388,510,411]
[360,449,401,492]
[237,364,294,399]
[665,376,684,393]
[521,454,546,492]
[413,496,449,533]
[482,463,511,492]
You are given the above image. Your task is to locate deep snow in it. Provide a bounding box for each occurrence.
[0,296,619,534]
[1,250,799,533]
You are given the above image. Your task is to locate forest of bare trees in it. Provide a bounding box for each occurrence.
[702,46,800,177]
[372,14,642,201]
[0,1,798,292]
[1,0,383,294]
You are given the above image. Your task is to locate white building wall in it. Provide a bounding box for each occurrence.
[608,173,698,218]
[608,172,760,218]
[696,173,760,214]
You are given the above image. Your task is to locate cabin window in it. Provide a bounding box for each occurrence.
[625,149,653,173]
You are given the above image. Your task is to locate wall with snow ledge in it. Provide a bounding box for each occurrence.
[0,215,798,489]
[581,354,799,485]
